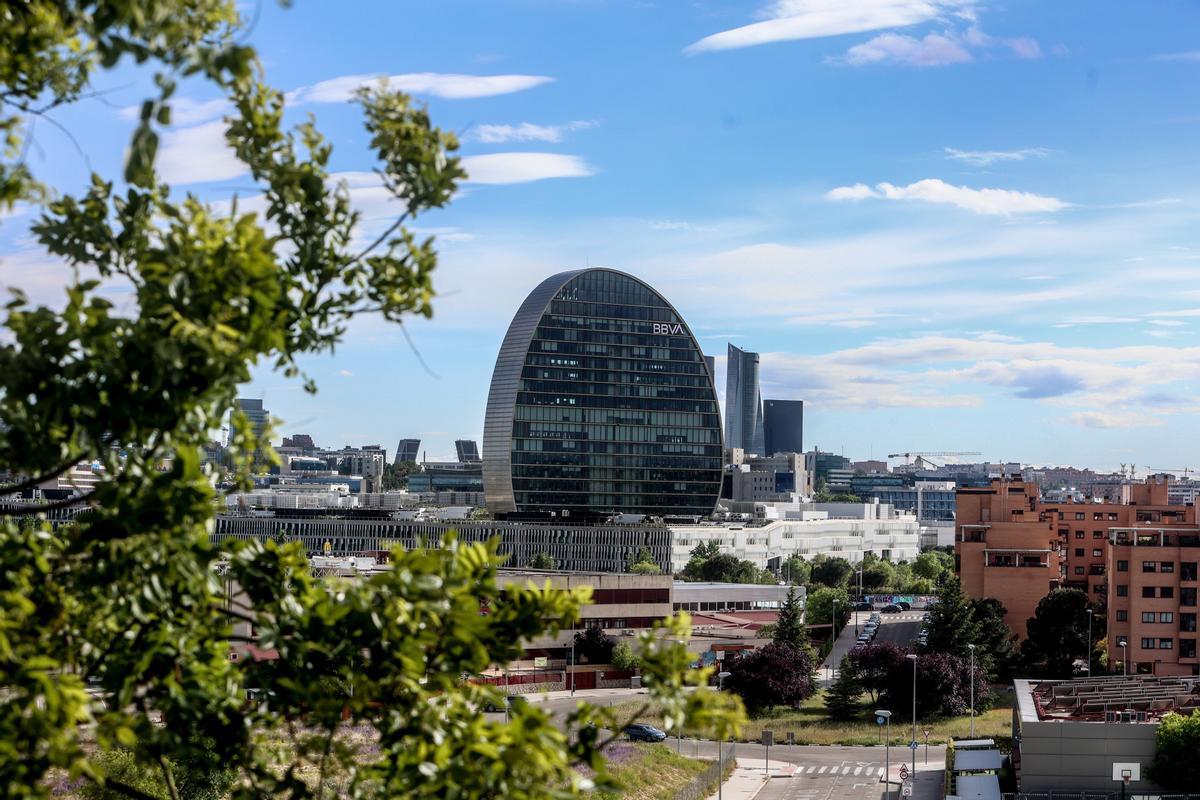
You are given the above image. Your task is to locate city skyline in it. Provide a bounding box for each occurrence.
[3,1,1199,467]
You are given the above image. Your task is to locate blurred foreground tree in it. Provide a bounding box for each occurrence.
[0,3,743,798]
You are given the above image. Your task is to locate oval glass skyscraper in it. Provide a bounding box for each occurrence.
[483,268,722,518]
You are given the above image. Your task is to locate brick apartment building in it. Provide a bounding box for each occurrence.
[956,476,1199,675]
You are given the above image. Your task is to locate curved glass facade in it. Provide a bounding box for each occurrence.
[483,269,722,517]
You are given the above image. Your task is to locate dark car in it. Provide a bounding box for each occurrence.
[852,601,873,611]
[881,604,902,614]
[624,723,668,742]
[897,601,912,611]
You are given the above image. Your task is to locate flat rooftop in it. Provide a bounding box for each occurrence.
[1016,675,1200,723]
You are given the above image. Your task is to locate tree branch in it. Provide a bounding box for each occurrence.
[0,460,81,495]
[340,210,410,270]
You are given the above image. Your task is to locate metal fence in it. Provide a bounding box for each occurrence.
[673,742,736,800]
[1003,794,1200,800]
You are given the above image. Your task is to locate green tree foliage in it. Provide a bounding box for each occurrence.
[1151,711,1200,790]
[780,555,811,586]
[381,461,419,491]
[823,656,862,720]
[859,560,895,592]
[809,554,853,588]
[679,551,773,584]
[969,597,1019,681]
[812,491,861,503]
[806,586,851,630]
[626,547,662,575]
[723,643,814,715]
[921,576,979,658]
[0,4,744,798]
[527,552,557,570]
[912,551,952,583]
[611,641,641,672]
[773,586,806,652]
[1022,589,1094,678]
[847,641,908,706]
[574,627,615,664]
[884,652,988,718]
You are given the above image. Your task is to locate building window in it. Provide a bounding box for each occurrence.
[1092,549,1103,557]
[1075,548,1085,557]
[1117,560,1129,572]
[1074,531,1085,539]
[1181,639,1197,658]
[1143,611,1157,623]
[1093,531,1105,539]
[1161,612,1175,623]
[1183,563,1198,581]
[1117,585,1129,597]
[1162,562,1176,573]
[1182,613,1198,632]
[1074,566,1085,575]
[1116,610,1128,621]
[1143,586,1156,598]
[1184,588,1198,607]
[1094,512,1105,520]
[1143,561,1158,573]
[1160,638,1174,650]
[1075,512,1086,520]
[1163,587,1175,599]
[1142,638,1156,649]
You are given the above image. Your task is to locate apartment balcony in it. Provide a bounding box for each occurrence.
[1110,529,1200,548]
[1089,565,1107,576]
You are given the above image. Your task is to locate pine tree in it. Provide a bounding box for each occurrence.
[922,575,979,658]
[774,585,806,651]
[824,656,862,720]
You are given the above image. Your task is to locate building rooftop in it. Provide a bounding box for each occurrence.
[1017,675,1200,723]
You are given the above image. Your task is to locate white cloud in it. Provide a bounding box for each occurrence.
[1151,51,1200,62]
[459,153,596,184]
[288,73,553,104]
[944,147,1050,166]
[1071,411,1161,429]
[469,121,594,144]
[826,178,1068,215]
[685,0,977,54]
[338,369,354,377]
[1148,308,1200,318]
[831,24,1042,67]
[158,120,246,185]
[119,97,230,126]
[1149,320,1187,327]
[840,31,972,66]
[825,183,878,200]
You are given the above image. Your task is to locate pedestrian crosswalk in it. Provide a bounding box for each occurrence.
[791,765,885,776]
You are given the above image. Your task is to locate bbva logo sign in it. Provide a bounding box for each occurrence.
[652,323,685,335]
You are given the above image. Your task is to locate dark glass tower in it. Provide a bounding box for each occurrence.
[724,344,764,456]
[763,399,804,455]
[483,268,723,517]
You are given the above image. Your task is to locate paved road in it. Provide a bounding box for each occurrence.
[820,611,925,686]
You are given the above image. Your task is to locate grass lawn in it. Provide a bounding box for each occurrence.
[613,690,1014,750]
[594,742,714,800]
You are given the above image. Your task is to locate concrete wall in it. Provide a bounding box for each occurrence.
[1017,716,1160,792]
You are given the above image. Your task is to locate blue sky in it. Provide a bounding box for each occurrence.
[4,0,1200,469]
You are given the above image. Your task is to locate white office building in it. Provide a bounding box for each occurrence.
[669,502,920,572]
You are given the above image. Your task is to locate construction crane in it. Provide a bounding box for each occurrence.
[887,451,983,470]
[1149,468,1193,479]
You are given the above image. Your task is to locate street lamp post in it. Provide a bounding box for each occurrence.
[1119,639,1128,676]
[876,709,892,798]
[906,654,917,782]
[830,598,839,680]
[968,644,976,738]
[570,631,576,695]
[717,671,731,800]
[1086,607,1094,678]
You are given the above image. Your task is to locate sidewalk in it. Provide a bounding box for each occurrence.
[817,610,864,687]
[520,687,649,702]
[705,759,792,800]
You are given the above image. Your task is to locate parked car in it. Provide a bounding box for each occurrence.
[898,601,912,611]
[882,604,902,614]
[853,601,873,611]
[624,723,668,742]
[483,695,527,713]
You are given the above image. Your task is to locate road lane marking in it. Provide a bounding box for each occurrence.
[853,766,862,774]
[817,765,827,773]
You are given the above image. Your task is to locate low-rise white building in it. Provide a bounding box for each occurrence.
[669,502,920,572]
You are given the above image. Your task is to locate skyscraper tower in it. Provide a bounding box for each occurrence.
[763,399,803,455]
[725,344,764,457]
